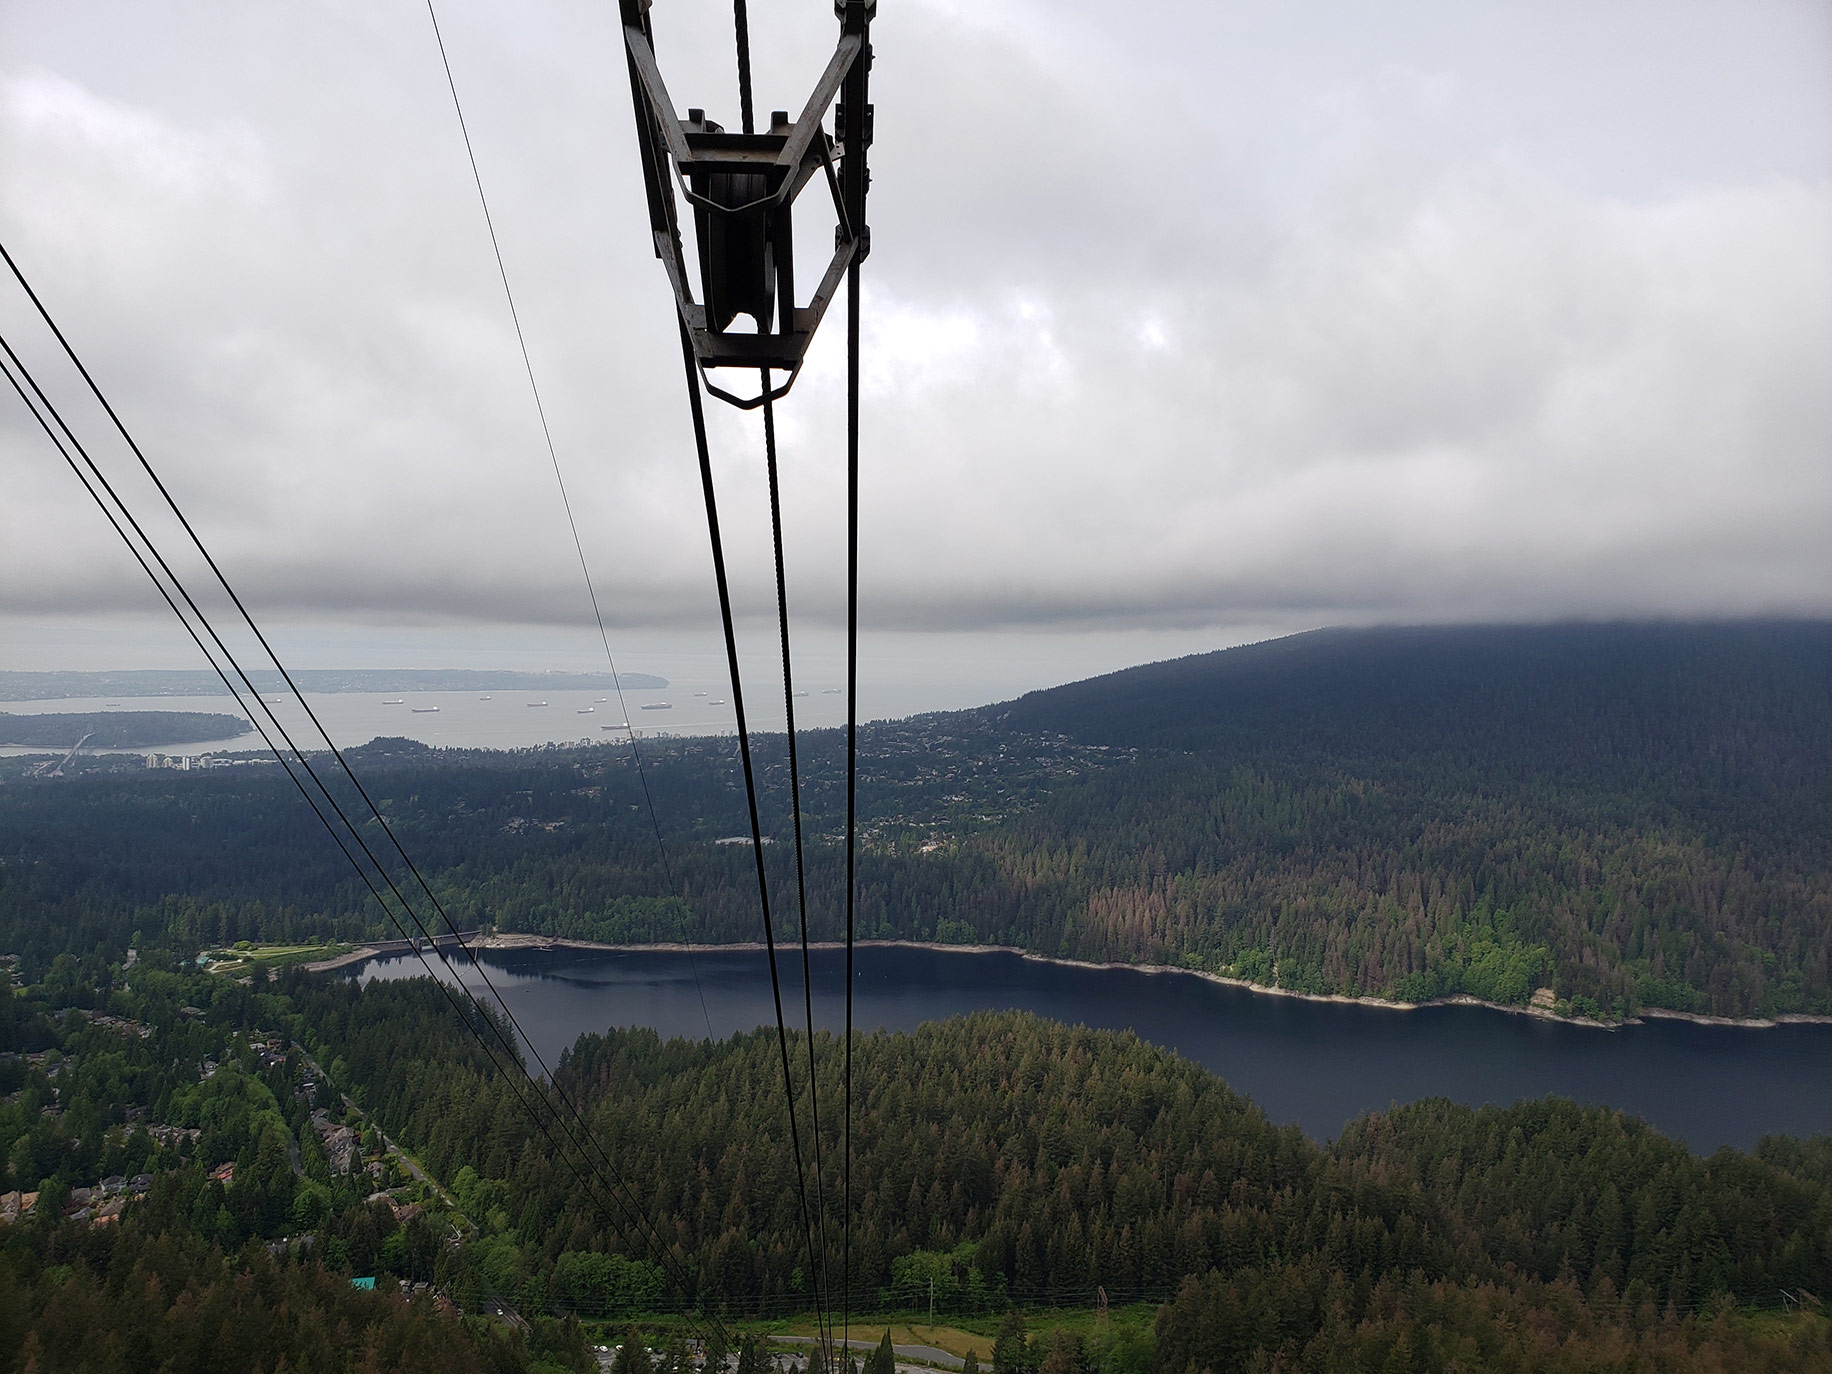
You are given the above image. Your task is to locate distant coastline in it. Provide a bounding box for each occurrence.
[319,933,1832,1032]
[0,668,667,701]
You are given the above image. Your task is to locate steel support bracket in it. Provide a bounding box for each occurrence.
[620,0,873,407]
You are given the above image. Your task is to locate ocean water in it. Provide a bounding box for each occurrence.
[0,625,1286,756]
[0,685,751,756]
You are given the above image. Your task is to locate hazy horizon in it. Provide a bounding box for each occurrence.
[4,0,1828,665]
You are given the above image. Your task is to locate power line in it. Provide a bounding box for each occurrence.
[762,380,835,1355]
[0,241,698,1285]
[677,316,830,1349]
[0,253,735,1350]
[420,0,713,1042]
[842,249,862,1363]
[5,340,735,1350]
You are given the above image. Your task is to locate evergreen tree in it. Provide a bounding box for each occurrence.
[992,1313,1031,1374]
[1037,1332,1080,1374]
[614,1327,654,1374]
[702,1327,730,1374]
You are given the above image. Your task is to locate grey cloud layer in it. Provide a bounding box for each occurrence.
[1,0,1827,635]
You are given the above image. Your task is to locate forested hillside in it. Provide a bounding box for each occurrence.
[4,621,1829,1020]
[0,954,591,1372]
[305,981,1832,1322]
[969,621,1832,1019]
[7,938,1832,1370]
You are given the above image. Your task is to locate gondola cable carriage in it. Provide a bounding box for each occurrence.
[616,0,877,1363]
[619,0,873,408]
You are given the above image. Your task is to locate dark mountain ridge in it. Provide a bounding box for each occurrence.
[963,620,1832,1018]
[994,619,1832,769]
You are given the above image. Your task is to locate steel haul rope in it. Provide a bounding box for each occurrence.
[619,0,875,1360]
[763,378,838,1356]
[0,341,732,1350]
[0,247,735,1349]
[676,317,830,1348]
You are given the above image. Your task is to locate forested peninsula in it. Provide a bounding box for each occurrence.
[0,710,252,749]
[4,622,1828,1023]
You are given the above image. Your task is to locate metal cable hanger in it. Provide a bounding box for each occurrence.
[9,0,880,1341]
[616,0,875,1359]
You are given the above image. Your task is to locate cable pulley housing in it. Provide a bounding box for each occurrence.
[620,0,874,408]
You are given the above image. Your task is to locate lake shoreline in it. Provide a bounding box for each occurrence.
[325,932,1832,1032]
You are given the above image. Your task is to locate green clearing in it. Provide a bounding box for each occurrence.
[204,941,351,975]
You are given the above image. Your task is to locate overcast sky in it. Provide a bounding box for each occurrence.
[1,0,1828,690]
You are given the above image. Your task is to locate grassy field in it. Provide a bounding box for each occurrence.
[204,941,351,975]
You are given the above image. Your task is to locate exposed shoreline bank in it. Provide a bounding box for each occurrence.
[316,932,1832,1032]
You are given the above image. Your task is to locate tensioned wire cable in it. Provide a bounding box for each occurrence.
[675,313,830,1350]
[0,325,705,1299]
[761,379,836,1355]
[728,3,837,1333]
[637,0,847,1355]
[425,0,845,1347]
[842,224,862,1366]
[0,250,734,1346]
[420,0,714,1043]
[0,234,701,1289]
[727,0,863,1354]
[0,331,736,1350]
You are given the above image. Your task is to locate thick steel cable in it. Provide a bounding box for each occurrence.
[0,253,723,1336]
[1,325,694,1283]
[733,0,755,134]
[633,2,845,1350]
[676,319,828,1344]
[762,380,836,1351]
[0,340,732,1348]
[1,234,706,1274]
[842,253,861,1360]
[421,0,713,1041]
[735,4,831,1348]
